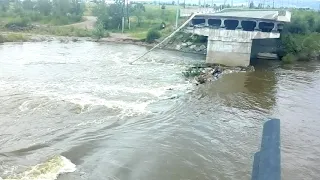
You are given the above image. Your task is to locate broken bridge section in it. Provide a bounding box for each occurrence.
[184,10,291,66]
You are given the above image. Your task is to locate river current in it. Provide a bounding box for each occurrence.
[0,41,320,180]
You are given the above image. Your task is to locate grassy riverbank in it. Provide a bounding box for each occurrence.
[0,33,29,43]
[0,0,178,42]
[0,0,95,38]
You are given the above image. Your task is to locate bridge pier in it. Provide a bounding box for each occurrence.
[206,29,253,66]
[185,10,291,66]
[205,29,281,67]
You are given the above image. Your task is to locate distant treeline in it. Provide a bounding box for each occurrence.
[0,0,85,26]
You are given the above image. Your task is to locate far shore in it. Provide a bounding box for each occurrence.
[0,32,207,55]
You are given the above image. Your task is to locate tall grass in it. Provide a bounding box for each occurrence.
[0,33,29,43]
[30,26,93,37]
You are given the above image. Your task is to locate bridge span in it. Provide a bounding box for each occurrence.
[182,10,291,66]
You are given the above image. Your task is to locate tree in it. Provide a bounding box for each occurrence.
[0,0,9,12]
[23,0,36,11]
[306,14,316,31]
[249,1,254,9]
[52,0,71,16]
[284,17,309,34]
[107,0,123,29]
[131,3,145,27]
[96,0,123,30]
[13,0,23,14]
[37,0,52,15]
[70,0,85,15]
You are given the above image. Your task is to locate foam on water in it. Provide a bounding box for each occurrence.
[2,78,191,116]
[56,93,154,116]
[1,156,76,180]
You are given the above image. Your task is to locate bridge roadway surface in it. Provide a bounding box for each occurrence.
[181,9,291,22]
[202,11,279,20]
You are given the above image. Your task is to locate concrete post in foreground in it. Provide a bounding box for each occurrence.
[251,119,281,180]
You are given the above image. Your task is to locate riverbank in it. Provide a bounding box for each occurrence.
[0,31,207,55]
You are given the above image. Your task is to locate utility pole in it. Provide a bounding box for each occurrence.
[273,0,275,8]
[175,0,180,29]
[126,0,130,29]
[122,0,125,33]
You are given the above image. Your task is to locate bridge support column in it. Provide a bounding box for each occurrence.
[272,23,278,32]
[220,18,225,28]
[206,29,252,67]
[255,21,261,31]
[205,18,209,27]
[237,20,242,30]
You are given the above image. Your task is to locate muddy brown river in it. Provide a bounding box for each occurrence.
[0,42,320,180]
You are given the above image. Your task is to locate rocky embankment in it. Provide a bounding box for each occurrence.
[163,33,207,54]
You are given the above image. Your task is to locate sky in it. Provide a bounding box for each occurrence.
[136,0,320,9]
[228,0,320,9]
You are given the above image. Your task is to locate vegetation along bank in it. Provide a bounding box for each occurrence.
[1,0,320,64]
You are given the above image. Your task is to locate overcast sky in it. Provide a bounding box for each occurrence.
[149,0,320,9]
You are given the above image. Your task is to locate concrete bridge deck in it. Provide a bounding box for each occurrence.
[198,10,291,22]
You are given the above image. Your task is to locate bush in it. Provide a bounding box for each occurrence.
[281,32,320,62]
[92,22,105,40]
[146,28,161,43]
[0,35,5,43]
[75,28,92,37]
[5,16,31,29]
[0,33,29,42]
[26,11,42,22]
[282,53,296,64]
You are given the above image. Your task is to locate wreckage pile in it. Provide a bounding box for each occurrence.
[183,65,255,85]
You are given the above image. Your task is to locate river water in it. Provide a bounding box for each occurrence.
[0,41,320,180]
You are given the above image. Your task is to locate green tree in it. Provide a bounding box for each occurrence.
[96,0,123,29]
[23,0,36,11]
[37,0,52,16]
[284,17,309,34]
[0,0,9,12]
[68,0,85,15]
[13,0,24,14]
[107,2,123,28]
[132,3,145,27]
[249,2,255,9]
[306,14,316,31]
[52,0,71,15]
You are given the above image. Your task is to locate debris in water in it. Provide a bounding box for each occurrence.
[183,64,255,84]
